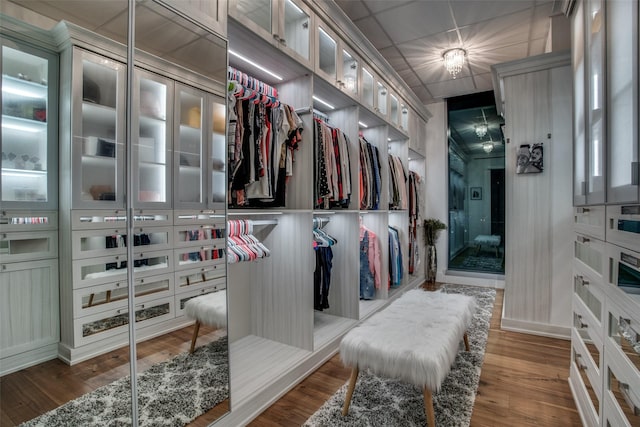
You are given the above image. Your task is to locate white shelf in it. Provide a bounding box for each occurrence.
[229,335,311,406]
[1,114,47,132]
[2,74,48,98]
[313,312,357,349]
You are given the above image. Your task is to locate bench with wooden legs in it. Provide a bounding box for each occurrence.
[340,289,476,426]
[183,290,227,353]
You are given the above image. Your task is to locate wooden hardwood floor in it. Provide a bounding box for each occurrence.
[245,286,583,427]
[2,285,582,427]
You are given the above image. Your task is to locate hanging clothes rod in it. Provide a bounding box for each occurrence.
[249,219,278,226]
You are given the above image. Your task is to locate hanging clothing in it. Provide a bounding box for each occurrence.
[408,171,421,275]
[314,119,352,209]
[359,137,381,210]
[227,89,303,207]
[359,224,381,299]
[388,226,403,287]
[388,154,408,210]
[314,246,333,310]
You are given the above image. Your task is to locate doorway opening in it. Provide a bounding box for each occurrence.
[447,91,505,275]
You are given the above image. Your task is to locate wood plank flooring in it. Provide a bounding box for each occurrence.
[1,285,581,426]
[245,286,582,426]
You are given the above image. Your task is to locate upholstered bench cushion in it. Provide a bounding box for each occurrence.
[473,234,501,247]
[184,290,227,328]
[340,289,476,392]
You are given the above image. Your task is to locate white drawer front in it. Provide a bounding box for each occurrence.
[173,247,225,272]
[604,350,640,427]
[570,351,601,427]
[173,222,225,249]
[175,266,225,293]
[0,230,57,262]
[72,274,174,319]
[607,204,640,253]
[71,226,173,259]
[575,233,606,281]
[0,210,58,232]
[74,296,174,346]
[72,250,173,289]
[573,328,603,400]
[574,205,606,241]
[72,209,173,230]
[606,243,640,304]
[574,268,606,327]
[173,209,225,225]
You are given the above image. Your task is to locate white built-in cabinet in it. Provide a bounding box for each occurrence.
[222,1,429,424]
[56,23,228,364]
[0,36,60,375]
[569,1,640,426]
[228,0,314,69]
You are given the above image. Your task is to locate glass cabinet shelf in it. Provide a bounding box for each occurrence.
[2,40,57,208]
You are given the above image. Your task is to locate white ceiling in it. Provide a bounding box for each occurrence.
[335,0,565,105]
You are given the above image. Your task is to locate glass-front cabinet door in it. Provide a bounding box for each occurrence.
[573,0,587,205]
[586,0,605,204]
[389,93,399,127]
[377,80,388,117]
[175,83,205,208]
[1,38,58,209]
[209,96,226,207]
[340,47,359,99]
[362,67,375,110]
[133,69,172,208]
[231,0,312,67]
[606,0,639,203]
[281,0,311,65]
[316,24,337,84]
[72,48,125,209]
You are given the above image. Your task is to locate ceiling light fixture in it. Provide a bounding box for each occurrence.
[475,123,488,138]
[442,48,466,79]
[482,142,494,154]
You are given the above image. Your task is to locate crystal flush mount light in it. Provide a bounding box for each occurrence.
[442,48,466,79]
[475,123,488,138]
[482,142,494,153]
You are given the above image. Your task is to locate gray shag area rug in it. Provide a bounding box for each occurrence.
[304,284,495,427]
[21,337,229,427]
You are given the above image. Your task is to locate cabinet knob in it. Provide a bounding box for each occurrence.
[273,33,281,42]
[279,38,286,46]
[576,235,590,243]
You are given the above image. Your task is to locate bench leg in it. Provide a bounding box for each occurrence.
[189,320,201,354]
[342,367,359,416]
[423,387,436,426]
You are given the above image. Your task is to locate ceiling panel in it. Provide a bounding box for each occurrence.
[365,0,413,14]
[375,1,456,44]
[459,9,533,51]
[378,46,411,72]
[334,0,369,21]
[408,85,433,104]
[468,42,530,74]
[351,16,392,49]
[427,76,478,99]
[450,0,536,27]
[531,2,556,39]
[395,31,460,70]
[398,68,422,88]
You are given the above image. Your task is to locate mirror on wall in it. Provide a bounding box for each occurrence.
[0,1,229,425]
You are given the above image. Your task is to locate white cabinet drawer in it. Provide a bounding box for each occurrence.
[0,210,57,232]
[73,250,173,289]
[573,327,603,401]
[606,243,640,303]
[71,226,173,259]
[71,209,173,229]
[0,230,57,262]
[175,266,225,293]
[607,204,640,253]
[574,233,606,281]
[604,349,640,427]
[570,345,601,427]
[173,247,225,272]
[574,269,606,327]
[574,294,604,344]
[175,283,226,317]
[173,222,225,249]
[74,296,174,346]
[72,274,174,319]
[606,296,640,377]
[173,209,225,225]
[603,392,635,427]
[575,205,606,241]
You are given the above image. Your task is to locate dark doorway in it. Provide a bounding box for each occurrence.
[490,168,505,242]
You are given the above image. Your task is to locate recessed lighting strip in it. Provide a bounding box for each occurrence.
[229,50,283,81]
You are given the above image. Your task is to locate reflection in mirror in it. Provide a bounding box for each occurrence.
[0,0,229,425]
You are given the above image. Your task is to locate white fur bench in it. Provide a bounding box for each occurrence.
[184,290,227,353]
[340,289,476,426]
